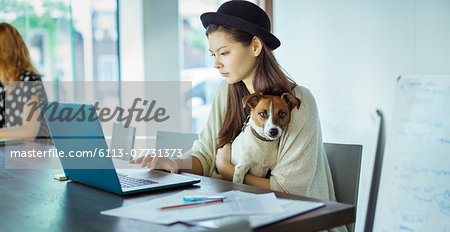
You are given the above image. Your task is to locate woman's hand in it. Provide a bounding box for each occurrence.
[129,155,181,173]
[216,143,234,181]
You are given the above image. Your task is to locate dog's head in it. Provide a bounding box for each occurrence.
[243,92,301,140]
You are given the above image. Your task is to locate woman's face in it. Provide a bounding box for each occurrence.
[208,31,257,84]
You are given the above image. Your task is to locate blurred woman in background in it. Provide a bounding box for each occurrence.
[0,22,50,142]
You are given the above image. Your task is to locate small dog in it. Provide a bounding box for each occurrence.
[231,92,301,183]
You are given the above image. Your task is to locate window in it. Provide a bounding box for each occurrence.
[0,0,120,101]
[0,0,72,83]
[1,0,120,137]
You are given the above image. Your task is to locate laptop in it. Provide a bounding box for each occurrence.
[41,102,200,195]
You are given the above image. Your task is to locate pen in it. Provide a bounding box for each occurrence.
[158,199,224,210]
[183,195,227,202]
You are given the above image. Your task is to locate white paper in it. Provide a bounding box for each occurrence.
[191,198,325,229]
[101,190,284,224]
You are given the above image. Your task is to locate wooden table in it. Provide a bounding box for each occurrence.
[0,142,354,231]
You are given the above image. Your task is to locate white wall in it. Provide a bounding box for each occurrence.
[273,0,450,127]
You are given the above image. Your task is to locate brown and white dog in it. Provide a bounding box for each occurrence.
[231,92,301,183]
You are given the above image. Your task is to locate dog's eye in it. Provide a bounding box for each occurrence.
[279,111,287,118]
[258,112,267,119]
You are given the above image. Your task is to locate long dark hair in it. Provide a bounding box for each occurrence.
[206,24,296,149]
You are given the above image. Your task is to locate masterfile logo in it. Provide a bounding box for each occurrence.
[27,98,170,128]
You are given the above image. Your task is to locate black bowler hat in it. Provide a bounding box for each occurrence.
[200,0,281,50]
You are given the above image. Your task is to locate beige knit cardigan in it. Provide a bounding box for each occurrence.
[189,80,337,202]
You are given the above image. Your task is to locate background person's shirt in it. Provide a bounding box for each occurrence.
[0,71,51,143]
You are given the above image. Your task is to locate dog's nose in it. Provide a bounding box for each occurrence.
[269,128,278,137]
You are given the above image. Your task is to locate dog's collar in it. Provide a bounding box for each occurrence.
[251,127,275,142]
[242,115,275,142]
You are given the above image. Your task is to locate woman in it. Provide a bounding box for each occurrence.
[132,1,336,201]
[0,22,50,142]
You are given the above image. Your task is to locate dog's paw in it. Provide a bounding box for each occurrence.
[233,175,244,184]
[233,165,245,184]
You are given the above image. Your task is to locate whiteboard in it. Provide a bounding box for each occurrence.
[319,105,381,232]
[373,75,450,231]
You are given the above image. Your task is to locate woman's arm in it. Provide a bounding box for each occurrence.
[179,155,204,176]
[216,143,270,190]
[219,162,270,190]
[243,173,270,189]
[0,95,41,139]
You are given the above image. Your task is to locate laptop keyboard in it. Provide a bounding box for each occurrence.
[118,173,158,189]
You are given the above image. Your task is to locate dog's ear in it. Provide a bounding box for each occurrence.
[242,92,263,109]
[281,92,301,110]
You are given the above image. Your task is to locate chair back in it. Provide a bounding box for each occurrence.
[111,123,136,161]
[324,143,362,232]
[156,131,198,155]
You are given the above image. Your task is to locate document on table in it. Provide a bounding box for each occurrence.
[101,190,285,224]
[191,198,325,229]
